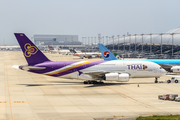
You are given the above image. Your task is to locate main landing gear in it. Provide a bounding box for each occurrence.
[83,80,104,84]
[155,77,158,83]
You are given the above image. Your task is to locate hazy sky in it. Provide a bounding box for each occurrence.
[0,0,180,45]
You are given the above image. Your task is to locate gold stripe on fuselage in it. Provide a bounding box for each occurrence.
[45,61,94,76]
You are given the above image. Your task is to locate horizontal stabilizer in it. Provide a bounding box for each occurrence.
[19,66,46,71]
[12,65,20,69]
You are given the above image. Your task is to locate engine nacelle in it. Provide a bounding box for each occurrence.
[171,66,180,73]
[104,73,129,82]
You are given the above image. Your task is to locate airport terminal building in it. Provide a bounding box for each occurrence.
[33,34,82,46]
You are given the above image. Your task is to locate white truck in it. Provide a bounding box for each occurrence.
[166,77,180,83]
[175,97,180,102]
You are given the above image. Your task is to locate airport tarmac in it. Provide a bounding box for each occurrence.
[1,51,180,120]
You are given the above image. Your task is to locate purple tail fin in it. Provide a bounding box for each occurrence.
[14,33,50,65]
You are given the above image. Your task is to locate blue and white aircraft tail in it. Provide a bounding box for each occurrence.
[98,43,118,61]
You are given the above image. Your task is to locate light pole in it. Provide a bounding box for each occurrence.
[82,37,84,48]
[106,36,108,49]
[123,34,125,53]
[117,35,120,51]
[112,36,114,50]
[85,37,86,51]
[88,37,89,51]
[141,34,144,53]
[129,34,131,52]
[171,33,174,56]
[91,37,93,51]
[99,36,101,43]
[102,36,104,44]
[135,34,136,52]
[109,37,110,49]
[94,37,96,48]
[150,34,152,53]
[98,34,101,43]
[160,33,163,54]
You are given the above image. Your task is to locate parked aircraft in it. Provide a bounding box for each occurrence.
[98,43,180,78]
[0,45,20,51]
[48,45,71,55]
[58,48,71,55]
[74,52,102,59]
[48,45,59,53]
[12,33,166,84]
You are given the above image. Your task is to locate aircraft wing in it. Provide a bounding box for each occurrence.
[159,64,172,68]
[159,64,172,72]
[83,71,129,80]
[166,74,180,78]
[83,71,110,80]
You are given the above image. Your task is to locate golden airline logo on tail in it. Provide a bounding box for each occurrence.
[24,43,38,57]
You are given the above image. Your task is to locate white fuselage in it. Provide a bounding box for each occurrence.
[56,61,166,80]
[50,49,59,53]
[59,49,70,54]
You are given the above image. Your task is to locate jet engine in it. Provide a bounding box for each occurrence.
[104,73,129,82]
[171,66,180,73]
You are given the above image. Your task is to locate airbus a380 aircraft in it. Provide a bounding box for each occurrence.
[12,33,166,84]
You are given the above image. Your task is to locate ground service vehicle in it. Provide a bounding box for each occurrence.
[162,94,170,100]
[158,95,163,100]
[175,97,180,102]
[166,77,180,83]
[169,94,178,101]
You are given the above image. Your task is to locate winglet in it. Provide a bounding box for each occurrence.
[14,33,50,65]
[98,43,118,60]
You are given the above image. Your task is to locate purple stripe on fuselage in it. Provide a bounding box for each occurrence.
[21,61,79,74]
[24,61,106,77]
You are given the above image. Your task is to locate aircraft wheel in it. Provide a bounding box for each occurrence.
[90,81,94,84]
[87,80,92,84]
[87,81,90,84]
[155,80,158,83]
[84,81,88,84]
[93,81,97,84]
[154,77,158,83]
[167,80,171,83]
[175,80,178,83]
[99,81,104,84]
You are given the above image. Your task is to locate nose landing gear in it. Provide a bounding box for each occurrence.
[155,77,158,83]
